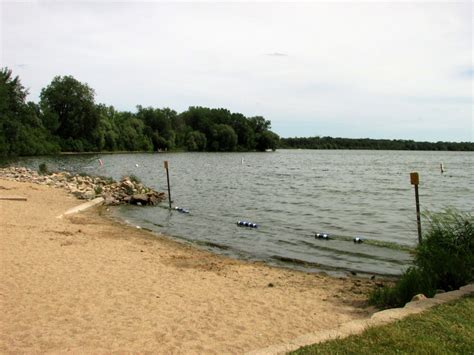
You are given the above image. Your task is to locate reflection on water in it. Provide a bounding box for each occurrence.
[10,150,474,276]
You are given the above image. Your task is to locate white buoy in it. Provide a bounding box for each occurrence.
[135,163,139,167]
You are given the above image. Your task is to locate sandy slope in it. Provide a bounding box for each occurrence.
[0,179,376,354]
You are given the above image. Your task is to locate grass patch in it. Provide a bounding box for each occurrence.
[129,174,141,184]
[292,294,474,355]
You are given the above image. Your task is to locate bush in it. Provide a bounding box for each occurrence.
[94,186,103,195]
[370,209,473,309]
[129,174,141,184]
[369,268,435,308]
[38,163,49,175]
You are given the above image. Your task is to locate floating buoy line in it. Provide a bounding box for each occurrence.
[315,232,365,244]
[237,220,258,228]
[315,232,330,240]
[174,206,190,214]
[168,205,411,251]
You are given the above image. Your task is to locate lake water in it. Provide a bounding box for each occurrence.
[11,150,473,276]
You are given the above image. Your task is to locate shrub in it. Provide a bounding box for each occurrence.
[370,209,473,309]
[38,163,49,175]
[369,268,435,308]
[94,186,103,195]
[129,174,141,184]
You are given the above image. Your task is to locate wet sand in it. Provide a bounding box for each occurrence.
[0,178,376,353]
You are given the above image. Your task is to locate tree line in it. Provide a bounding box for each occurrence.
[1,67,472,156]
[0,67,280,156]
[280,136,473,151]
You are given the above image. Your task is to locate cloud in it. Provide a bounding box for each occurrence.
[458,67,474,79]
[265,52,288,57]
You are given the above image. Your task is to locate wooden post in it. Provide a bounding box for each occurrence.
[164,160,172,209]
[410,172,422,243]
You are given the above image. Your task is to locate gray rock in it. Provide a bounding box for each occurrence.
[121,180,134,190]
[130,194,149,205]
[82,190,96,200]
[104,195,119,206]
[411,294,427,302]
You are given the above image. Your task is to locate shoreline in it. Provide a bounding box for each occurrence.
[0,178,381,353]
[0,166,402,278]
[106,206,399,279]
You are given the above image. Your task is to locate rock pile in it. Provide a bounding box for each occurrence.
[0,166,165,206]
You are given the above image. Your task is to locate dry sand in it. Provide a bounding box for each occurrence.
[0,179,377,354]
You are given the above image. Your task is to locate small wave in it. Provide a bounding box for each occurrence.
[300,240,410,265]
[270,255,398,277]
[195,240,231,250]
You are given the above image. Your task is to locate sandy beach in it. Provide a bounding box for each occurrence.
[0,178,377,353]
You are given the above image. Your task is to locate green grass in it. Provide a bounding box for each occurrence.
[291,295,474,355]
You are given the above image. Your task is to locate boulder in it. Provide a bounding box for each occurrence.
[104,195,119,206]
[147,191,165,205]
[76,190,95,200]
[411,294,427,302]
[130,194,149,205]
[121,180,134,190]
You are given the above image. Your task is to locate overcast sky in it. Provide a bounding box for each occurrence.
[1,1,472,141]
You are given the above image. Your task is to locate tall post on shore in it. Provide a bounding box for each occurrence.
[164,160,172,209]
[410,172,422,244]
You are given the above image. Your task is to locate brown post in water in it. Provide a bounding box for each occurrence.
[410,172,422,243]
[164,160,172,209]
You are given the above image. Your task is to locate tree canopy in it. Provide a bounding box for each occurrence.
[40,75,100,151]
[0,68,280,156]
[0,68,59,156]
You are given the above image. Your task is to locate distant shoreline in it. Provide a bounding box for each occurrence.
[58,147,473,156]
[279,137,474,152]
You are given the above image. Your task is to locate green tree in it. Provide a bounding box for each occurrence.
[256,130,280,151]
[0,67,59,156]
[249,116,271,133]
[137,106,177,150]
[230,113,256,150]
[185,131,207,151]
[40,75,100,151]
[210,124,238,151]
[114,112,153,151]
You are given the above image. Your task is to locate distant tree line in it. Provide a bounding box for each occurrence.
[0,67,280,156]
[280,136,474,151]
